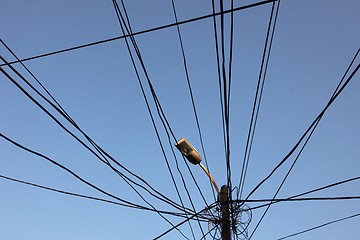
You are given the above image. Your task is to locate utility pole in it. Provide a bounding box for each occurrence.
[219,185,231,240]
[175,138,232,239]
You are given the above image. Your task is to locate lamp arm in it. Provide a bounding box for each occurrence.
[199,163,220,194]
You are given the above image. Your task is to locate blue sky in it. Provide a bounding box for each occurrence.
[1,0,360,239]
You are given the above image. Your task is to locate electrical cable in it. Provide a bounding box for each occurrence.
[0,174,193,217]
[169,0,225,236]
[0,133,190,240]
[0,48,184,210]
[114,0,178,143]
[114,0,227,237]
[154,89,221,238]
[0,132,156,211]
[248,47,360,239]
[227,0,236,229]
[0,54,189,213]
[200,222,219,240]
[170,0,216,203]
[248,196,360,204]
[247,175,360,211]
[249,116,319,238]
[211,0,227,161]
[0,39,76,127]
[238,0,280,199]
[275,212,360,240]
[243,52,360,202]
[153,202,218,240]
[111,2,194,239]
[112,2,218,238]
[0,0,276,67]
[0,38,197,213]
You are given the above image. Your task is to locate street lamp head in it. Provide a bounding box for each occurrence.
[175,138,202,165]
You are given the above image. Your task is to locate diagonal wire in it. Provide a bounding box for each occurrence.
[117,0,215,211]
[0,39,76,126]
[0,41,188,210]
[0,132,189,240]
[249,46,360,238]
[211,0,227,162]
[243,47,360,208]
[111,2,196,239]
[167,1,222,234]
[246,174,360,211]
[0,133,151,210]
[112,1,214,237]
[153,202,218,240]
[276,212,360,240]
[0,174,193,217]
[238,0,280,199]
[0,0,277,67]
[0,54,189,213]
[170,0,217,202]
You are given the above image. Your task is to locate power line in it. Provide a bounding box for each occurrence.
[0,174,191,217]
[245,175,360,211]
[244,52,360,202]
[0,54,187,213]
[0,0,276,67]
[153,202,218,240]
[238,0,280,199]
[111,2,194,238]
[170,0,216,203]
[248,47,360,239]
[0,132,150,210]
[0,38,196,212]
[245,196,360,204]
[0,39,76,127]
[111,2,218,238]
[276,212,360,240]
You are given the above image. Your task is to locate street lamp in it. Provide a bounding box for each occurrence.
[175,138,220,194]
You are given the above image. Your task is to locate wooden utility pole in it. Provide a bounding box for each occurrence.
[219,185,230,240]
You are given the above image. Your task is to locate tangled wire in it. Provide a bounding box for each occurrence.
[202,195,252,239]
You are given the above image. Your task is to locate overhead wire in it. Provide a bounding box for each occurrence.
[153,202,218,240]
[0,54,189,213]
[227,0,236,231]
[170,0,217,202]
[0,39,76,127]
[0,132,156,212]
[156,95,214,238]
[248,47,360,239]
[249,118,319,238]
[210,0,234,192]
[210,0,227,165]
[209,0,237,237]
[0,174,193,218]
[0,133,190,240]
[169,0,224,237]
[113,0,227,237]
[218,0,232,197]
[3,1,353,238]
[0,0,276,67]
[0,41,188,210]
[243,49,360,202]
[199,222,219,240]
[111,2,194,239]
[276,212,360,240]
[248,196,360,204]
[112,2,220,238]
[245,174,360,211]
[238,0,280,199]
[114,0,179,142]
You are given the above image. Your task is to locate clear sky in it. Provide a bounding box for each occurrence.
[1,0,359,239]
